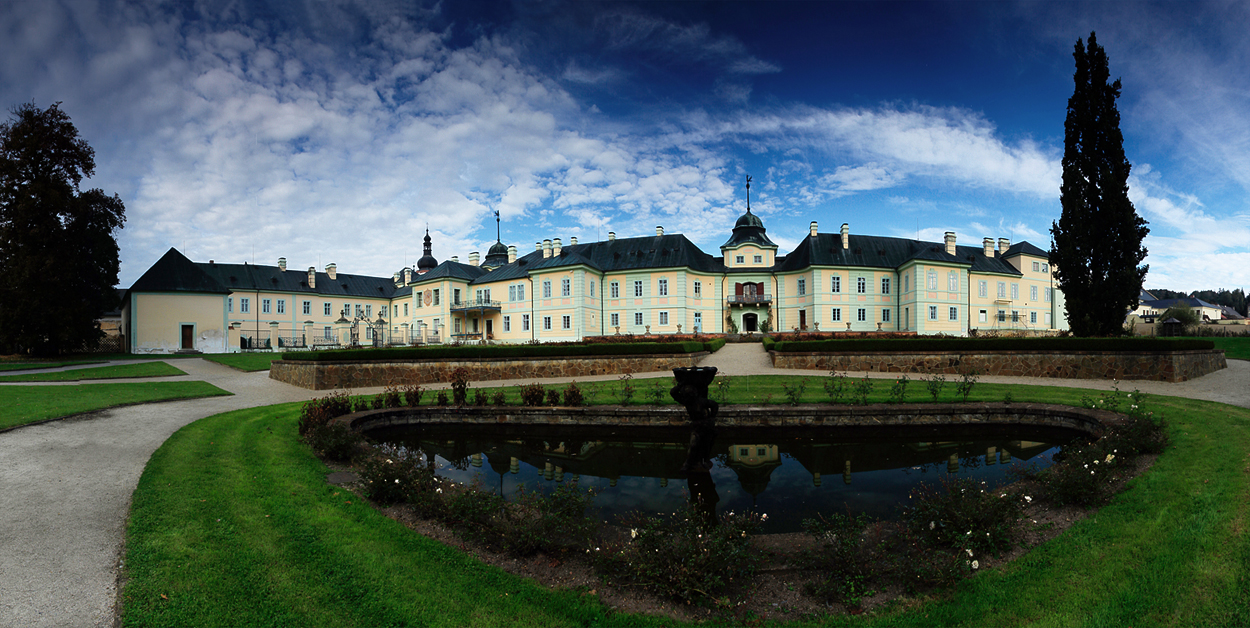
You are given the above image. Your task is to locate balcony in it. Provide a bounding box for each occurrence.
[450,299,501,312]
[727,293,773,306]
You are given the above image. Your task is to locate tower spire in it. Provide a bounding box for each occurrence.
[494,209,501,242]
[745,175,752,213]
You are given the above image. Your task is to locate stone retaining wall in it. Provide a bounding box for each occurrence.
[342,402,1115,435]
[270,352,707,390]
[770,349,1226,382]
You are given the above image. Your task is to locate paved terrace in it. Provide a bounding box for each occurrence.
[1,345,1247,627]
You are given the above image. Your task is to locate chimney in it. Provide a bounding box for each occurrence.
[307,267,316,289]
[553,238,562,257]
[507,245,517,264]
[998,238,1010,254]
[451,255,459,263]
[810,221,818,237]
[404,267,412,284]
[608,231,616,241]
[841,223,850,250]
[542,239,552,258]
[535,241,542,252]
[570,236,578,246]
[469,252,480,267]
[278,257,287,271]
[656,225,664,236]
[944,232,956,256]
[393,271,401,285]
[983,238,995,257]
[326,263,336,280]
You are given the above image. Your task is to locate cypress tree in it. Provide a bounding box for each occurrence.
[1050,32,1149,337]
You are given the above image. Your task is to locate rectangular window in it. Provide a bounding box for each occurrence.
[634,312,643,326]
[659,311,669,325]
[543,281,551,298]
[693,311,702,331]
[262,299,271,314]
[979,309,987,323]
[1041,263,1050,273]
[694,281,701,296]
[1011,284,1019,300]
[948,272,958,292]
[365,304,371,318]
[365,327,373,340]
[978,281,987,298]
[927,271,938,291]
[228,297,233,313]
[451,289,460,305]
[658,278,668,296]
[562,315,571,330]
[561,278,570,297]
[832,308,842,322]
[1030,285,1038,301]
[1012,311,1020,322]
[324,326,332,340]
[1045,312,1052,325]
[503,315,511,332]
[949,306,958,321]
[1045,287,1053,302]
[753,254,762,264]
[517,284,524,300]
[905,274,910,292]
[454,319,462,333]
[797,278,806,296]
[881,277,891,295]
[355,304,362,317]
[303,300,311,315]
[634,280,643,297]
[929,306,938,320]
[997,282,1006,298]
[543,316,552,331]
[1030,311,1038,324]
[404,303,409,316]
[998,310,1006,322]
[522,314,530,331]
[589,281,595,297]
[611,312,620,327]
[831,276,841,293]
[433,289,440,305]
[610,281,619,298]
[509,285,516,301]
[857,308,867,322]
[735,255,744,264]
[277,299,285,314]
[882,309,891,322]
[857,277,866,294]
[1032,261,1040,272]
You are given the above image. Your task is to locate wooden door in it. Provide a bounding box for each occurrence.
[180,325,193,350]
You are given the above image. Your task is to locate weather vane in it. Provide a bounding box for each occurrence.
[494,209,501,241]
[745,175,752,213]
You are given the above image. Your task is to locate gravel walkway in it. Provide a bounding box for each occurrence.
[0,347,1246,627]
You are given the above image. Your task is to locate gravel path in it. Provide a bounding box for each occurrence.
[0,347,1245,627]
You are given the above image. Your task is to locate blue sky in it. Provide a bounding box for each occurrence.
[2,1,1247,291]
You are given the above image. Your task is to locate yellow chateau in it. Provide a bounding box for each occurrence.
[122,209,1068,354]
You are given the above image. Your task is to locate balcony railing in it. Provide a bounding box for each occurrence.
[727,293,773,306]
[450,299,501,312]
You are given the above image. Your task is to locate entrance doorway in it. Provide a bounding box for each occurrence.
[743,313,758,333]
[799,310,807,330]
[180,325,194,350]
[485,320,493,339]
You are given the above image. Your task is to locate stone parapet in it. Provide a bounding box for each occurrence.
[342,402,1114,436]
[770,349,1226,382]
[269,352,707,390]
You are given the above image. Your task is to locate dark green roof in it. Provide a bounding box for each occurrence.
[721,210,777,249]
[1002,241,1048,258]
[776,234,1024,275]
[128,249,401,299]
[471,233,724,284]
[128,248,229,294]
[409,260,489,284]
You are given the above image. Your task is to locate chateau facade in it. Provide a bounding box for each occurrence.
[122,210,1067,354]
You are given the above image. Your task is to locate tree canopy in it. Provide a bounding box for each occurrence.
[0,103,126,355]
[1049,32,1149,337]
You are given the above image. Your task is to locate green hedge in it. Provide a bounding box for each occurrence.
[281,341,709,362]
[769,337,1216,353]
[761,336,777,352]
[704,338,727,353]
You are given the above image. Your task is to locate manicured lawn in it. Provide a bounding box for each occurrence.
[202,353,283,372]
[123,380,1250,627]
[0,382,232,431]
[1204,336,1250,361]
[0,361,185,382]
[0,360,107,372]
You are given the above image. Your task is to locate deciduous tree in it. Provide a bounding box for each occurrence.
[0,103,126,355]
[1050,32,1149,336]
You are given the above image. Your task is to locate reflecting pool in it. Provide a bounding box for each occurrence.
[368,423,1079,533]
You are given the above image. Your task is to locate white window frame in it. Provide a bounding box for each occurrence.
[610,281,619,298]
[262,299,271,314]
[927,271,938,291]
[228,297,233,313]
[503,316,511,332]
[634,280,643,297]
[882,309,890,322]
[948,271,958,292]
[302,300,310,315]
[522,314,530,331]
[857,277,866,294]
[978,281,987,298]
[543,281,551,298]
[562,315,571,330]
[658,278,668,296]
[611,312,620,327]
[929,305,938,321]
[694,281,701,296]
[634,312,643,326]
[857,308,867,322]
[659,311,669,325]
[1011,283,1019,300]
[277,299,286,315]
[949,306,958,321]
[543,316,552,330]
[979,309,987,323]
[1031,285,1038,301]
[561,278,570,297]
[797,278,806,296]
[735,255,744,264]
[998,282,1006,299]
[753,254,762,264]
[831,275,841,293]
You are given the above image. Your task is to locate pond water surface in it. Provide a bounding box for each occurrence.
[369,423,1080,533]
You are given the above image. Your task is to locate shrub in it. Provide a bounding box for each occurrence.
[382,386,402,408]
[781,380,807,406]
[297,391,352,436]
[823,371,847,404]
[371,393,386,409]
[446,480,598,556]
[799,513,877,606]
[616,374,635,406]
[492,389,507,406]
[593,505,763,605]
[545,389,561,406]
[646,378,667,404]
[353,397,371,412]
[402,384,424,407]
[356,444,438,506]
[472,389,489,406]
[435,390,449,406]
[305,421,361,462]
[887,374,909,403]
[562,382,585,407]
[714,375,732,403]
[449,367,471,405]
[925,375,946,402]
[956,369,979,401]
[852,375,873,405]
[903,476,1024,557]
[519,383,546,406]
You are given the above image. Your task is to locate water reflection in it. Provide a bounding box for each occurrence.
[369,423,1075,533]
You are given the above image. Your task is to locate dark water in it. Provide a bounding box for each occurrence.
[368,423,1078,533]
